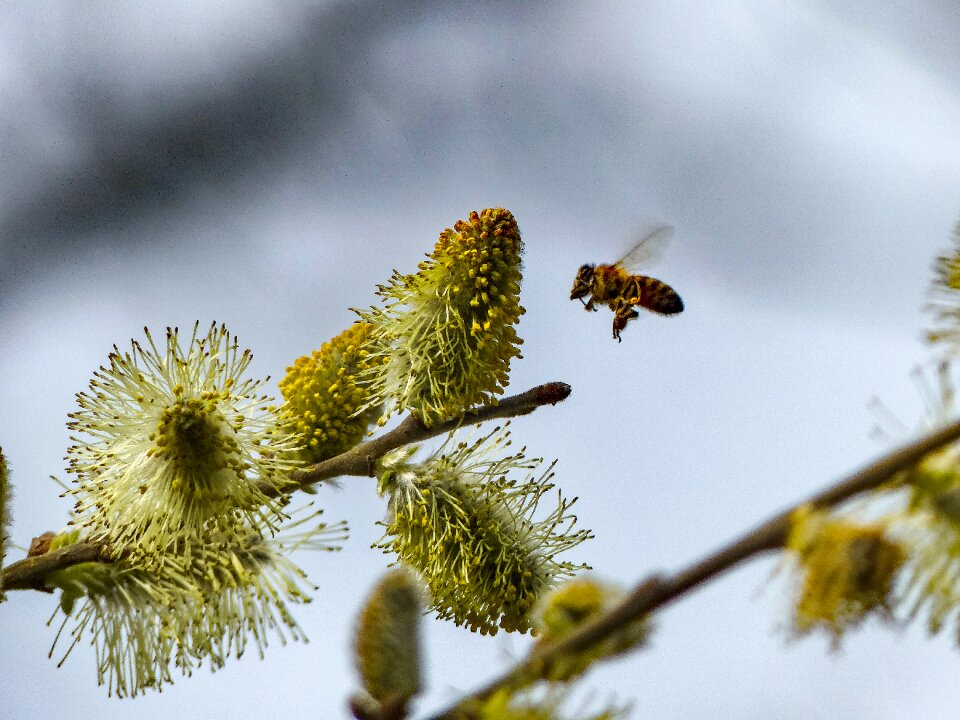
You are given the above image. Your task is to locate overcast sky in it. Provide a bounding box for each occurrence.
[2,2,960,718]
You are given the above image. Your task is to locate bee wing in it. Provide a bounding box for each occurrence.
[617,224,674,273]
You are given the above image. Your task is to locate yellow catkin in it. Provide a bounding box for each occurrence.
[280,323,383,463]
[786,506,905,644]
[359,208,525,426]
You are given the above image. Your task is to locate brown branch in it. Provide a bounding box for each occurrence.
[271,381,572,494]
[427,416,960,717]
[2,540,110,591]
[0,382,571,592]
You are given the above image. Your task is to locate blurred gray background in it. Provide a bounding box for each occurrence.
[1,1,959,718]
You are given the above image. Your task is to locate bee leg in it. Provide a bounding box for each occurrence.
[612,315,626,342]
[611,306,638,342]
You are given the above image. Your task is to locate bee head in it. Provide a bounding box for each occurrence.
[569,264,595,300]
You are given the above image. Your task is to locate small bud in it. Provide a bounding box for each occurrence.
[349,690,386,720]
[28,531,56,558]
[353,569,424,710]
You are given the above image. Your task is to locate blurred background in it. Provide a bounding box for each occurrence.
[1,1,959,718]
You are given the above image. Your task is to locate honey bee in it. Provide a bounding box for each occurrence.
[570,225,684,342]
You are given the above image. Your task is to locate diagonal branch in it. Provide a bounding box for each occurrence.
[0,382,571,592]
[272,381,571,494]
[426,416,960,717]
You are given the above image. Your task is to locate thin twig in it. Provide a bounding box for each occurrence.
[426,416,960,717]
[2,541,110,591]
[0,382,571,592]
[274,381,572,493]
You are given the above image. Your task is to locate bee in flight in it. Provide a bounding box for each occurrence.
[570,225,684,342]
